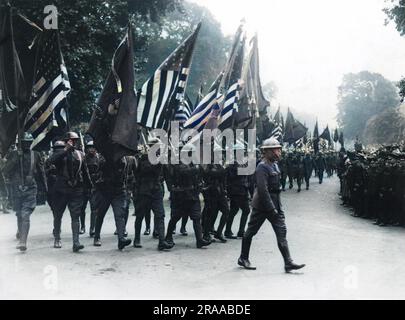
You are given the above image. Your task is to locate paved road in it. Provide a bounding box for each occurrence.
[1,176,405,300]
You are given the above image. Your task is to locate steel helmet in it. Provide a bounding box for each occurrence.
[85,140,95,148]
[52,140,66,149]
[260,138,282,150]
[21,132,34,142]
[63,131,80,141]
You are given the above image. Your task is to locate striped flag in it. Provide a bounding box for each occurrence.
[218,25,245,130]
[270,107,283,142]
[137,23,201,130]
[184,73,223,133]
[174,94,193,126]
[24,30,70,151]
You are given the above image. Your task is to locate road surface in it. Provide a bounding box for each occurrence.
[1,176,404,300]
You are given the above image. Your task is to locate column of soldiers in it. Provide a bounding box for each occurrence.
[338,145,405,227]
[1,130,339,253]
[279,150,337,192]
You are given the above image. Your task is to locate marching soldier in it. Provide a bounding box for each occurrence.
[238,138,305,272]
[2,134,47,251]
[315,152,327,184]
[224,143,251,240]
[46,132,92,252]
[133,138,172,251]
[303,152,314,190]
[201,147,229,243]
[165,144,211,249]
[82,140,102,237]
[278,152,288,192]
[92,151,134,251]
[46,140,65,222]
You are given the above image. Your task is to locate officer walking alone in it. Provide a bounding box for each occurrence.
[238,138,306,272]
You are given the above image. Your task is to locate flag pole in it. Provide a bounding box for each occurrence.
[9,5,25,187]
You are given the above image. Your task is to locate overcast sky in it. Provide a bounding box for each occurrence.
[189,0,405,127]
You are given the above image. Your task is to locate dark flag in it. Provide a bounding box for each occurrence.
[313,120,319,154]
[333,128,339,143]
[24,30,71,151]
[237,34,270,130]
[339,131,345,147]
[313,120,319,140]
[269,107,283,142]
[319,125,332,145]
[87,24,138,162]
[0,5,27,156]
[218,24,245,130]
[137,23,201,130]
[283,109,307,144]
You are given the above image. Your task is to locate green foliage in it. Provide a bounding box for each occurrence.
[337,71,400,139]
[363,107,405,145]
[8,0,183,124]
[139,1,231,102]
[384,0,405,36]
[397,78,405,101]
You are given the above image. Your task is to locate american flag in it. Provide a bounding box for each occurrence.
[137,23,201,130]
[218,24,245,130]
[24,30,70,151]
[184,72,223,133]
[174,94,193,126]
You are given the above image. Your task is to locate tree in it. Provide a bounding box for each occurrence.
[337,71,400,139]
[139,1,231,103]
[384,0,405,36]
[363,106,405,145]
[8,0,183,124]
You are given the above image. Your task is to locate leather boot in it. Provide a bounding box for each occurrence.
[72,218,81,248]
[278,242,305,273]
[118,238,132,250]
[134,217,142,248]
[238,257,256,270]
[158,240,174,251]
[193,219,211,248]
[165,219,176,246]
[17,222,29,251]
[241,236,252,261]
[54,239,62,249]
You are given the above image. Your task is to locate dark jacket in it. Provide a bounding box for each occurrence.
[251,161,282,213]
[47,147,91,191]
[226,163,249,197]
[3,149,47,192]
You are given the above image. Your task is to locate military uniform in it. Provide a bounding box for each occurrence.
[133,153,171,250]
[82,147,103,237]
[224,162,251,239]
[165,163,210,249]
[201,164,229,243]
[315,154,327,184]
[3,145,46,251]
[93,155,134,250]
[303,154,314,190]
[278,156,288,192]
[238,138,305,273]
[47,142,92,251]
